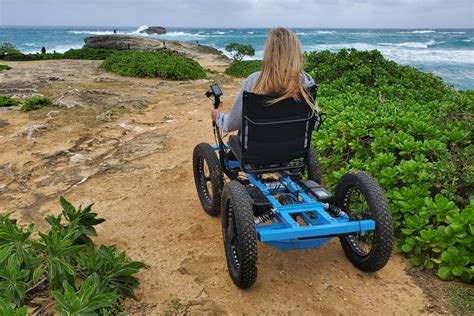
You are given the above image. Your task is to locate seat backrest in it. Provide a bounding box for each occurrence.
[241,87,316,167]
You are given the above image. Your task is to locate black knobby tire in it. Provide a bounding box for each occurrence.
[193,143,224,216]
[334,171,393,272]
[305,145,322,184]
[221,181,258,289]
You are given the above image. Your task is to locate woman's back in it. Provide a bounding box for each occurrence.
[212,28,316,133]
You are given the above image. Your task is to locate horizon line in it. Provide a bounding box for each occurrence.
[1,25,473,30]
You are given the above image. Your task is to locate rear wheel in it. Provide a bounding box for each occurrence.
[305,145,322,184]
[334,171,393,272]
[193,143,223,216]
[221,181,258,289]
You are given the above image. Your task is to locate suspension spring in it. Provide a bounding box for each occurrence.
[324,203,344,217]
[255,208,276,225]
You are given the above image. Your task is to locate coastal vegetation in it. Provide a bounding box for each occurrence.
[225,43,255,61]
[227,49,473,283]
[0,197,145,314]
[0,46,119,61]
[101,51,207,80]
[20,96,53,112]
[224,59,261,77]
[0,43,208,80]
[0,96,19,107]
[0,64,11,72]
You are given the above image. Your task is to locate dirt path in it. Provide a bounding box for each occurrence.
[0,57,429,315]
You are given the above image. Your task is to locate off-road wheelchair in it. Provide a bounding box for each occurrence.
[193,84,393,289]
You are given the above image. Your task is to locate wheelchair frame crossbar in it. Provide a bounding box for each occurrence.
[216,149,376,251]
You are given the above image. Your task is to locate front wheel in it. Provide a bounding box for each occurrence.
[221,181,258,289]
[334,170,393,272]
[193,143,223,216]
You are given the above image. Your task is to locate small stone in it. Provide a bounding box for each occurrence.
[17,124,48,139]
[57,100,81,109]
[132,99,147,110]
[46,110,60,118]
[69,153,85,165]
[49,76,65,81]
[96,111,113,122]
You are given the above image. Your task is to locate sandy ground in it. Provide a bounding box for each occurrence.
[0,53,434,315]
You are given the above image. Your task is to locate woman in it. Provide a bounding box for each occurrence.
[211,27,316,132]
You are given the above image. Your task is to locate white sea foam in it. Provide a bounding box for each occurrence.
[159,31,204,37]
[131,25,149,34]
[302,42,474,64]
[247,31,254,34]
[316,31,335,34]
[399,30,436,34]
[463,38,474,43]
[214,31,226,35]
[378,40,438,49]
[23,43,83,54]
[68,30,114,35]
[439,31,466,34]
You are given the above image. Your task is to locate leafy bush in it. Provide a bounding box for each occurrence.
[0,96,19,107]
[224,60,262,78]
[300,48,473,283]
[225,43,255,61]
[52,275,118,315]
[101,51,207,80]
[20,96,52,112]
[0,43,21,56]
[0,46,119,61]
[0,64,11,72]
[0,197,146,313]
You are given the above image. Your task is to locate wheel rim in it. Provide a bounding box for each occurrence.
[197,156,213,205]
[225,199,240,269]
[342,186,375,256]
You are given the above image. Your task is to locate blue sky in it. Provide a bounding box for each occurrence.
[1,0,473,28]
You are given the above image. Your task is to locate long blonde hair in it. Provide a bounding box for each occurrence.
[253,27,314,106]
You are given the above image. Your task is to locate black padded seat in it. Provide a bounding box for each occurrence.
[230,87,317,173]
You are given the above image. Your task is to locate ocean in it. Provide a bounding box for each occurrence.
[1,26,473,90]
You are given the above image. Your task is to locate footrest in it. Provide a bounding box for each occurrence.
[246,186,272,216]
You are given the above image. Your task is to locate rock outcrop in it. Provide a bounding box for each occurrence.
[84,35,164,50]
[141,26,167,35]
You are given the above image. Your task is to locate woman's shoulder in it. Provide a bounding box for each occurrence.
[247,71,262,81]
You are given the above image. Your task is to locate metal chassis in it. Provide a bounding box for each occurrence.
[211,143,376,251]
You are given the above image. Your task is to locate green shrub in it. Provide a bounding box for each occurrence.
[20,96,52,112]
[51,275,118,315]
[0,64,11,72]
[101,51,207,80]
[225,43,255,61]
[302,48,473,283]
[0,197,145,313]
[0,96,19,107]
[62,48,119,60]
[224,60,262,78]
[1,47,119,61]
[0,43,21,56]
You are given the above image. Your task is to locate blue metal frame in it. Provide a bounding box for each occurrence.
[214,146,376,251]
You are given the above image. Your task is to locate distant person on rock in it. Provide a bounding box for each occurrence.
[41,47,46,54]
[114,29,117,34]
[162,40,166,48]
[211,27,315,132]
